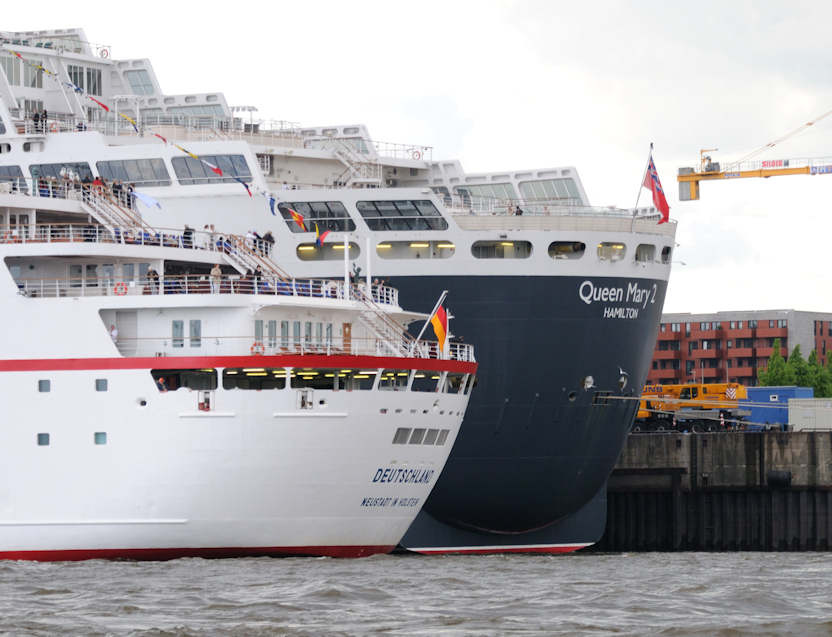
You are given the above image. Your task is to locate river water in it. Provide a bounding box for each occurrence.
[1,552,830,635]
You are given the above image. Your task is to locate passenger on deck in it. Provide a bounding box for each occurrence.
[210,264,222,294]
[110,324,118,343]
[262,231,275,255]
[155,376,168,392]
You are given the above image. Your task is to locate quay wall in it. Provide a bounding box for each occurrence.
[593,432,832,551]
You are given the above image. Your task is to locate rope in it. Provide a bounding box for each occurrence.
[734,107,832,165]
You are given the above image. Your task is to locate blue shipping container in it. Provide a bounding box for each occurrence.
[741,386,814,431]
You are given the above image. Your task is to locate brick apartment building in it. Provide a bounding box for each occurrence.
[647,310,832,386]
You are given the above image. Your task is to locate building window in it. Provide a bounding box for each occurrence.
[748,320,757,328]
[700,322,710,330]
[671,323,681,332]
[778,319,787,328]
[190,320,201,347]
[660,324,667,332]
[38,379,50,392]
[95,378,108,392]
[37,433,50,446]
[172,320,184,348]
[94,432,107,445]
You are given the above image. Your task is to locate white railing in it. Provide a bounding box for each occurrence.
[372,140,433,162]
[13,274,399,307]
[113,334,472,362]
[440,192,659,219]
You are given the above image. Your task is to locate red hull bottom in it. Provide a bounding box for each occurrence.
[0,545,396,562]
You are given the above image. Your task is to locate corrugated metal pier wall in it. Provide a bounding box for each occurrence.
[593,432,832,551]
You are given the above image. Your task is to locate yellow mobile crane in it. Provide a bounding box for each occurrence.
[677,108,832,200]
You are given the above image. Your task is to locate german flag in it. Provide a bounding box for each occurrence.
[430,305,448,351]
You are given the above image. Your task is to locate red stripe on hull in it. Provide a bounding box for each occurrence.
[410,545,591,556]
[0,354,476,374]
[0,545,396,562]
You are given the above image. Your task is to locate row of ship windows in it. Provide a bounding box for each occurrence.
[392,427,450,446]
[150,369,474,394]
[35,432,107,447]
[35,370,473,395]
[296,240,673,263]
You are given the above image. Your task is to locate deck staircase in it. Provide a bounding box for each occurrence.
[80,190,153,238]
[322,138,381,187]
[222,233,291,280]
[351,285,417,357]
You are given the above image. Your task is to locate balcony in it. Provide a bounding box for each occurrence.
[724,328,753,338]
[648,368,681,382]
[653,350,681,360]
[727,347,753,358]
[756,326,788,338]
[756,346,787,359]
[689,348,722,359]
[731,365,756,377]
[657,331,683,341]
[699,367,723,380]
[690,329,720,340]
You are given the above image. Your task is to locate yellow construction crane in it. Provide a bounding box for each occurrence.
[677,108,832,201]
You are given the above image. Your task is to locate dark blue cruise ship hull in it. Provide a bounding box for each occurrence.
[391,274,667,552]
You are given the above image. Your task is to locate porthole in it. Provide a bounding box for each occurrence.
[296,242,360,261]
[635,244,656,263]
[597,242,626,262]
[548,241,585,260]
[471,240,532,259]
[568,391,577,402]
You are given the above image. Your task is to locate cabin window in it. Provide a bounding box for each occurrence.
[423,429,439,445]
[304,322,312,346]
[412,370,441,392]
[296,242,360,261]
[172,320,184,348]
[267,320,277,348]
[597,242,626,262]
[376,240,455,259]
[1,55,21,86]
[357,200,448,231]
[635,244,656,263]
[223,368,286,390]
[0,165,26,193]
[24,59,43,88]
[31,162,93,182]
[378,369,409,391]
[454,183,517,201]
[189,320,201,347]
[443,373,467,395]
[548,241,585,260]
[471,241,532,259]
[409,428,426,444]
[518,178,581,204]
[279,201,356,233]
[152,369,217,391]
[94,432,107,445]
[281,321,290,349]
[38,379,51,393]
[393,428,411,444]
[292,321,301,348]
[86,68,102,96]
[95,379,108,392]
[37,433,50,446]
[97,159,171,187]
[464,375,477,395]
[661,246,672,264]
[171,154,251,185]
[436,429,450,445]
[125,69,154,95]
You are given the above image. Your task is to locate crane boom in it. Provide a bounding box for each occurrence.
[677,156,832,201]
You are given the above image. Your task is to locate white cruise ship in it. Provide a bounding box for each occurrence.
[0,28,676,555]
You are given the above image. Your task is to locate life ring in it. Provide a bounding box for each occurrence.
[49,122,59,133]
[113,282,128,296]
[99,47,110,59]
[250,341,264,355]
[411,150,422,160]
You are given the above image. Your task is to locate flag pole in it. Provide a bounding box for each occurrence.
[414,290,448,343]
[631,142,654,231]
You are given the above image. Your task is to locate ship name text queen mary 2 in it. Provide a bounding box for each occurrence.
[0,28,676,555]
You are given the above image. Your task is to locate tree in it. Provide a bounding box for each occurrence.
[818,354,832,398]
[758,338,794,386]
[787,345,813,388]
[807,350,828,397]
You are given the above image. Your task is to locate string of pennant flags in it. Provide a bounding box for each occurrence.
[7,47,321,233]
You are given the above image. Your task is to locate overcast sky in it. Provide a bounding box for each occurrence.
[12,1,832,314]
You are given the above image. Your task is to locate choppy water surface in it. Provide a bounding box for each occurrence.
[1,552,831,635]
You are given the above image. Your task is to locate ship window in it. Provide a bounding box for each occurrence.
[518,178,581,203]
[436,429,450,445]
[296,242,359,261]
[38,379,50,393]
[0,54,21,86]
[223,368,286,390]
[409,428,426,444]
[443,373,466,394]
[171,154,251,185]
[37,433,50,446]
[376,240,455,259]
[471,240,532,259]
[423,428,439,445]
[189,320,201,348]
[279,201,356,233]
[0,165,26,193]
[357,200,448,231]
[548,241,585,260]
[661,246,672,264]
[379,369,410,391]
[392,428,411,444]
[125,69,154,95]
[86,68,102,96]
[23,59,43,88]
[267,320,277,348]
[464,375,477,395]
[152,369,217,391]
[172,320,184,348]
[412,370,441,392]
[95,378,108,392]
[290,368,345,390]
[597,242,626,262]
[30,162,93,182]
[94,432,107,445]
[96,159,171,187]
[67,64,84,90]
[453,183,517,202]
[332,369,377,391]
[635,244,656,263]
[280,320,290,349]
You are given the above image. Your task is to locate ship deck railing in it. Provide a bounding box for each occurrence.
[441,193,663,219]
[13,274,399,307]
[112,335,474,362]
